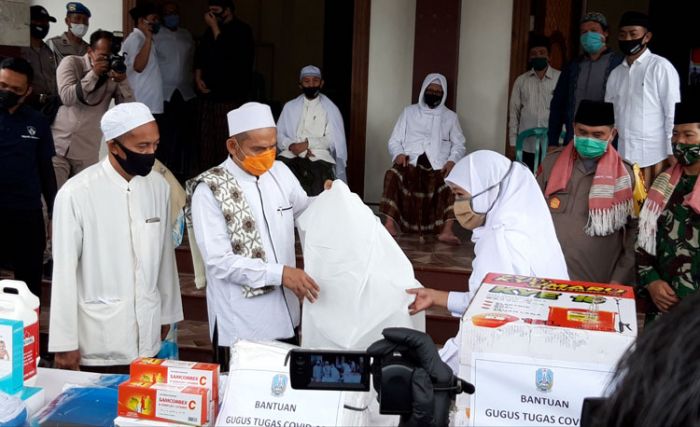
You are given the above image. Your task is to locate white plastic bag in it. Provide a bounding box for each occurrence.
[297,181,425,350]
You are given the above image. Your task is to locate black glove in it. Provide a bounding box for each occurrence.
[367,328,460,427]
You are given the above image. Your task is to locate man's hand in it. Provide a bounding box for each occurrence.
[406,288,448,314]
[54,350,81,370]
[324,180,333,190]
[195,77,210,94]
[138,19,154,39]
[204,11,219,30]
[441,160,455,177]
[394,154,408,167]
[161,324,171,341]
[92,56,110,75]
[289,141,309,156]
[647,280,679,312]
[282,266,320,302]
[109,70,127,83]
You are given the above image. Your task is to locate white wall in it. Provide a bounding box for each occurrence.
[457,0,513,154]
[30,0,122,41]
[363,0,416,204]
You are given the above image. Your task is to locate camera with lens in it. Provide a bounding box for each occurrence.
[108,31,127,74]
[288,346,473,416]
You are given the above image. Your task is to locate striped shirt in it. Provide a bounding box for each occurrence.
[509,66,561,152]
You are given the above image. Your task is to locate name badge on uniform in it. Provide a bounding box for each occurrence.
[145,217,161,223]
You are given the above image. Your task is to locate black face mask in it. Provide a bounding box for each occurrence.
[113,140,156,177]
[213,11,226,24]
[619,35,647,56]
[31,25,49,39]
[529,57,549,71]
[423,92,442,109]
[0,90,22,111]
[302,86,320,99]
[150,22,161,34]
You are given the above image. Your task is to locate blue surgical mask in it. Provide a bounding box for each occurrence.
[163,14,180,29]
[580,31,605,54]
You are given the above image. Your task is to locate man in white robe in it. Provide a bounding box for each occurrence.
[49,102,183,372]
[277,65,347,195]
[186,102,324,371]
[380,73,466,244]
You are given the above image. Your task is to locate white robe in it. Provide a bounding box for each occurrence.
[387,73,466,169]
[276,94,348,182]
[297,181,425,350]
[439,151,570,372]
[190,158,311,346]
[49,158,183,366]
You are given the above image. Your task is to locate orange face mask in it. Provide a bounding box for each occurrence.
[236,143,276,176]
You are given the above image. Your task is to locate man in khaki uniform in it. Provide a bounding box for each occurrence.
[537,100,644,284]
[52,30,133,188]
[47,2,91,64]
[20,6,58,112]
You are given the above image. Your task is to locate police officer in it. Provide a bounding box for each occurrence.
[20,5,58,116]
[0,57,57,299]
[47,2,91,64]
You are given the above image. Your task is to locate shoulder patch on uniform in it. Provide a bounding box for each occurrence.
[549,196,561,210]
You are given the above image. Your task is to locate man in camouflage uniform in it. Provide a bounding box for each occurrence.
[636,99,700,323]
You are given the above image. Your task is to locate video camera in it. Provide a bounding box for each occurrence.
[108,31,126,74]
[288,330,474,418]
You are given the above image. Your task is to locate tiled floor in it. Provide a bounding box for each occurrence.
[394,233,474,272]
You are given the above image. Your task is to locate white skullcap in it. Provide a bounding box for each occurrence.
[299,65,322,80]
[101,102,155,141]
[227,102,276,137]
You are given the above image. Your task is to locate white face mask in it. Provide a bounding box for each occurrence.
[70,23,88,38]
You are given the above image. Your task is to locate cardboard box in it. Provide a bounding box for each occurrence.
[130,358,219,418]
[455,273,637,427]
[114,415,190,426]
[131,358,219,401]
[118,381,209,426]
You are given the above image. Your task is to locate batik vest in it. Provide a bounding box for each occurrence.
[185,167,276,297]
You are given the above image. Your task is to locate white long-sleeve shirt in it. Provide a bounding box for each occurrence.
[49,158,183,366]
[387,104,466,169]
[508,66,560,152]
[123,28,164,114]
[153,27,196,102]
[190,158,311,346]
[278,96,335,165]
[605,49,680,167]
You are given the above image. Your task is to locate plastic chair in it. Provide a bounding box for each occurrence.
[515,127,548,173]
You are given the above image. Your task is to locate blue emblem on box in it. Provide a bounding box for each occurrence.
[271,374,288,397]
[536,368,554,392]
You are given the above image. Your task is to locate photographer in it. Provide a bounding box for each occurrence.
[52,30,134,188]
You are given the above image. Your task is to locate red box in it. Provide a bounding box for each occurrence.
[118,381,209,426]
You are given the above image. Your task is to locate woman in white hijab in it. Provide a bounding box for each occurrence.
[407,150,569,371]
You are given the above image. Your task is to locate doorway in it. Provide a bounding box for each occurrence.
[122,0,368,191]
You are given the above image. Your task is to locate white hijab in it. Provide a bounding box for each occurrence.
[445,150,570,291]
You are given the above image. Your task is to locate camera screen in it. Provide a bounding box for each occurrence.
[290,351,370,391]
